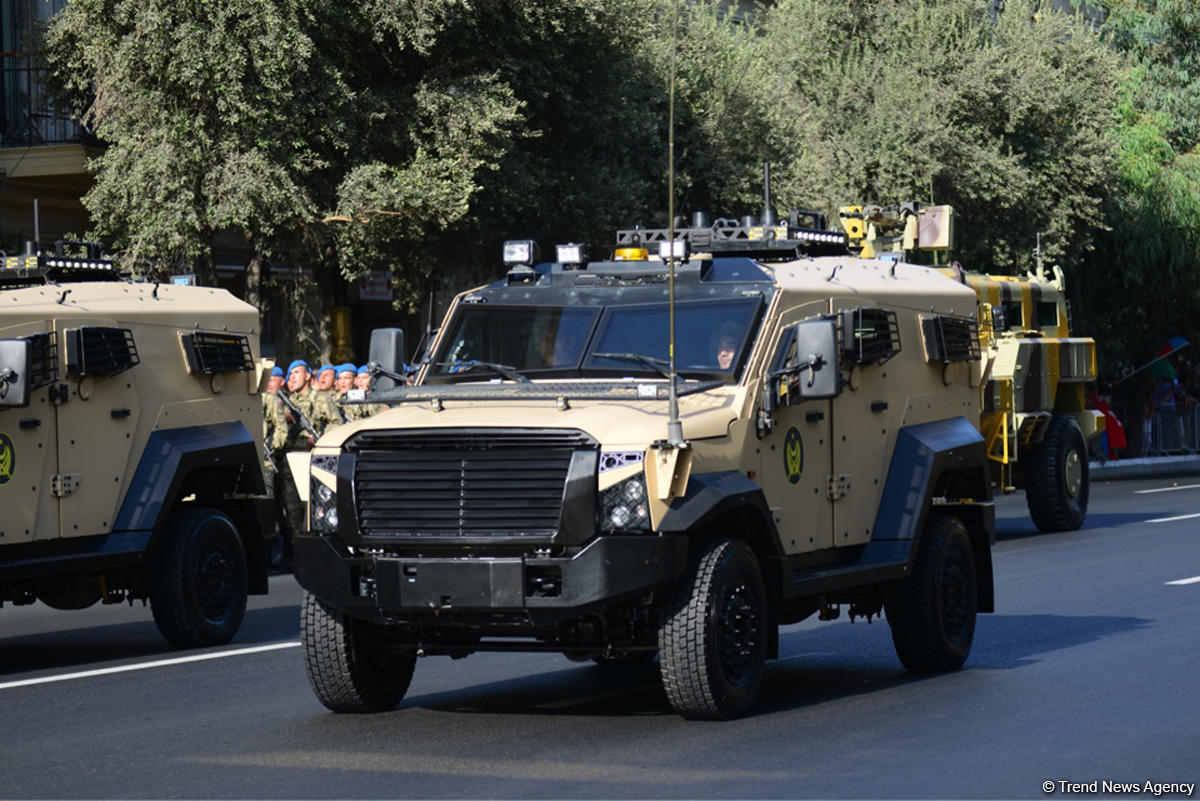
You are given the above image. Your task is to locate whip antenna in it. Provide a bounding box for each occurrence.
[666,0,684,446]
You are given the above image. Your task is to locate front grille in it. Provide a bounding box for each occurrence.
[349,428,596,540]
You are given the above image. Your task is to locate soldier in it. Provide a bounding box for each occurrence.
[271,359,325,555]
[261,365,284,490]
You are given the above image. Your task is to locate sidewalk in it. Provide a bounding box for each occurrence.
[1090,454,1200,481]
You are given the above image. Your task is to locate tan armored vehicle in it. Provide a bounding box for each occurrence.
[838,204,1102,532]
[0,246,273,646]
[293,212,997,720]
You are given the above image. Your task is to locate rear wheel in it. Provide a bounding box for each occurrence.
[301,590,415,713]
[658,539,768,720]
[150,507,248,647]
[1025,414,1089,532]
[885,515,977,671]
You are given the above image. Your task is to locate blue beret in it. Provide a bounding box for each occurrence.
[357,365,370,374]
[286,359,309,375]
[317,364,335,375]
[337,363,356,375]
[270,366,284,377]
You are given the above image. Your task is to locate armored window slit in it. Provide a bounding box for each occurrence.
[921,314,981,363]
[181,331,254,374]
[840,307,901,365]
[65,326,139,377]
[24,333,58,389]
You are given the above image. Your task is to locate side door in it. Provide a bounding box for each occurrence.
[54,321,140,538]
[758,301,835,555]
[827,301,901,548]
[0,322,60,543]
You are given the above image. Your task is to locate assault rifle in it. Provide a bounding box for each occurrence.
[277,389,319,441]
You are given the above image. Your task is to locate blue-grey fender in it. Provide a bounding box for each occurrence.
[863,416,995,611]
[114,422,271,593]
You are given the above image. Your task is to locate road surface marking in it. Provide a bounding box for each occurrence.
[1146,512,1200,523]
[0,641,300,691]
[1166,576,1200,586]
[1135,483,1200,494]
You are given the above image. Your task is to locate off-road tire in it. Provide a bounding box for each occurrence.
[301,590,415,713]
[885,515,977,671]
[658,539,767,720]
[150,506,248,647]
[1025,413,1089,532]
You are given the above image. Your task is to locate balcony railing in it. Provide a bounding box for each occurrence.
[2,50,96,147]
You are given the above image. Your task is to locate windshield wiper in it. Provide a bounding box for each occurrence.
[438,360,530,383]
[591,352,673,380]
[592,352,715,381]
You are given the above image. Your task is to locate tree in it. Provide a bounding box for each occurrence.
[666,0,1121,279]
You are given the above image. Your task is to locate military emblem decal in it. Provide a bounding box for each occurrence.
[0,432,13,485]
[783,426,803,485]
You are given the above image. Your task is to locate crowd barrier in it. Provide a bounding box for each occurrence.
[1144,407,1200,455]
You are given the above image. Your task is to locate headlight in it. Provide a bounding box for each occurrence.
[599,474,651,533]
[310,479,338,533]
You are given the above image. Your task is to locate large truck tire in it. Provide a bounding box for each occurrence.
[658,538,767,720]
[885,514,977,671]
[150,506,249,647]
[1025,413,1089,532]
[301,590,416,713]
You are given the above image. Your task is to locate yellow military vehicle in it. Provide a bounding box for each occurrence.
[839,204,1102,532]
[0,245,273,646]
[293,211,997,719]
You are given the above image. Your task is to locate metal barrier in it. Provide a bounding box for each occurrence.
[1145,407,1200,455]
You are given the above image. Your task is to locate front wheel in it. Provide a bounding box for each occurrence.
[885,515,977,671]
[1025,414,1089,532]
[301,590,416,713]
[150,507,248,647]
[658,539,768,720]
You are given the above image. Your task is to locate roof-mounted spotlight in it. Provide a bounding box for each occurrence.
[502,239,540,267]
[658,239,689,261]
[555,243,587,269]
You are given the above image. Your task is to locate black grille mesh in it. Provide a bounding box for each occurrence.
[350,429,594,539]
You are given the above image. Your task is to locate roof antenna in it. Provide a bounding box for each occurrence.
[761,162,776,226]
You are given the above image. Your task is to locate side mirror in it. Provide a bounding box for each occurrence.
[0,339,32,409]
[766,319,841,408]
[368,328,407,392]
[791,319,841,399]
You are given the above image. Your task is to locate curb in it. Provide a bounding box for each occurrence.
[1090,455,1200,481]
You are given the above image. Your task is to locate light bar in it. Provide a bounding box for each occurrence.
[658,239,689,260]
[503,240,539,266]
[555,243,587,267]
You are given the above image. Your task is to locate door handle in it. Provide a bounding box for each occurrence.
[806,411,824,422]
[19,418,41,430]
[111,408,131,419]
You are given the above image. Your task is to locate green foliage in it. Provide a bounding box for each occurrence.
[1072,0,1200,378]
[669,0,1120,277]
[46,0,343,275]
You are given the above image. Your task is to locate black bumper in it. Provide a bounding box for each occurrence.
[293,534,684,626]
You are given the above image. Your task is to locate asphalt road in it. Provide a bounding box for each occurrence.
[2,477,1198,799]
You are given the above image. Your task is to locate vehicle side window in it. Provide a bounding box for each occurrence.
[65,326,139,377]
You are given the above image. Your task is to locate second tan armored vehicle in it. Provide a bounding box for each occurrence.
[292,217,997,719]
[0,247,273,646]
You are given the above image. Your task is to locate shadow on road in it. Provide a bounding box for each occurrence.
[995,512,1156,542]
[0,603,300,676]
[345,611,1152,720]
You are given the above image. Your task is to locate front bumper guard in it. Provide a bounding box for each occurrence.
[293,533,683,626]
